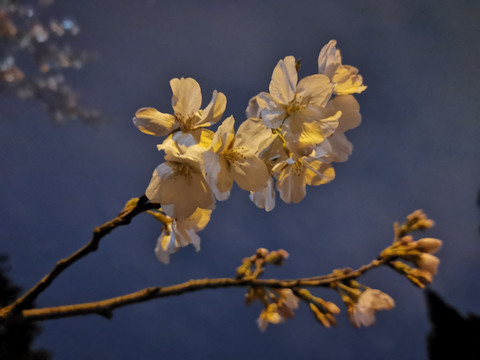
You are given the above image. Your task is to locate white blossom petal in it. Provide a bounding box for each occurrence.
[250,177,276,212]
[198,90,227,127]
[154,225,177,265]
[246,95,262,118]
[133,107,177,136]
[230,152,270,192]
[275,161,307,204]
[234,118,276,154]
[146,161,214,220]
[333,65,367,95]
[283,108,340,156]
[325,132,353,162]
[269,56,297,105]
[304,160,335,186]
[296,74,333,108]
[210,116,235,153]
[351,289,395,328]
[257,92,286,129]
[330,95,361,132]
[318,40,341,79]
[203,151,233,201]
[170,77,202,117]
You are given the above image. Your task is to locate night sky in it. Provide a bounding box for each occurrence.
[1,0,479,359]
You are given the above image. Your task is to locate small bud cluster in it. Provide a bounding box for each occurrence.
[237,248,289,280]
[296,288,340,328]
[381,210,442,288]
[236,210,442,331]
[237,248,298,331]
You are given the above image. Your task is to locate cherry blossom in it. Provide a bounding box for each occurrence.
[145,145,214,220]
[349,288,395,328]
[318,40,367,95]
[257,289,299,331]
[273,154,335,204]
[249,56,340,155]
[133,77,226,137]
[154,208,212,265]
[203,116,270,200]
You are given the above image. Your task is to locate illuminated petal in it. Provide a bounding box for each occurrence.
[250,177,276,212]
[154,225,177,265]
[145,163,174,203]
[269,56,297,105]
[235,118,275,154]
[326,132,353,162]
[231,152,270,192]
[283,108,340,156]
[210,116,235,153]
[198,90,227,127]
[296,74,333,108]
[304,160,335,186]
[275,162,307,204]
[146,162,214,220]
[158,128,214,152]
[257,92,286,129]
[330,95,361,132]
[246,95,261,118]
[351,289,394,328]
[133,107,177,136]
[351,307,375,328]
[203,151,233,201]
[170,77,202,117]
[333,65,367,95]
[184,208,212,232]
[318,40,341,79]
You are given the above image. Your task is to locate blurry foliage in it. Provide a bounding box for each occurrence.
[0,0,103,124]
[0,255,51,360]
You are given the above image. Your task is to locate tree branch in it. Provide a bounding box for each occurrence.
[16,258,387,322]
[3,195,160,318]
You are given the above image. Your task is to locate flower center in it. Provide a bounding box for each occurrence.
[176,114,196,131]
[223,148,246,165]
[173,164,192,179]
[292,160,305,176]
[286,96,306,116]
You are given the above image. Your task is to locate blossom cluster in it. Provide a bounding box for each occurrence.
[134,40,366,263]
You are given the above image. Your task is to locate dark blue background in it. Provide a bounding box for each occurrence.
[1,0,479,359]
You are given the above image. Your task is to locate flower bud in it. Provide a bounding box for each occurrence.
[416,253,440,275]
[309,303,331,328]
[324,301,341,315]
[408,268,433,285]
[266,249,289,265]
[400,235,414,244]
[415,238,442,254]
[417,219,435,230]
[256,248,269,258]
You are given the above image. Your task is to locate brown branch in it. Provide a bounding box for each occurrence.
[17,258,388,322]
[3,195,160,318]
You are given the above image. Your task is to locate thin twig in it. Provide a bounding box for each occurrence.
[2,195,160,318]
[15,258,388,322]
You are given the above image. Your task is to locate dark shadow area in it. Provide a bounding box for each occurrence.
[425,289,480,360]
[0,255,52,360]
